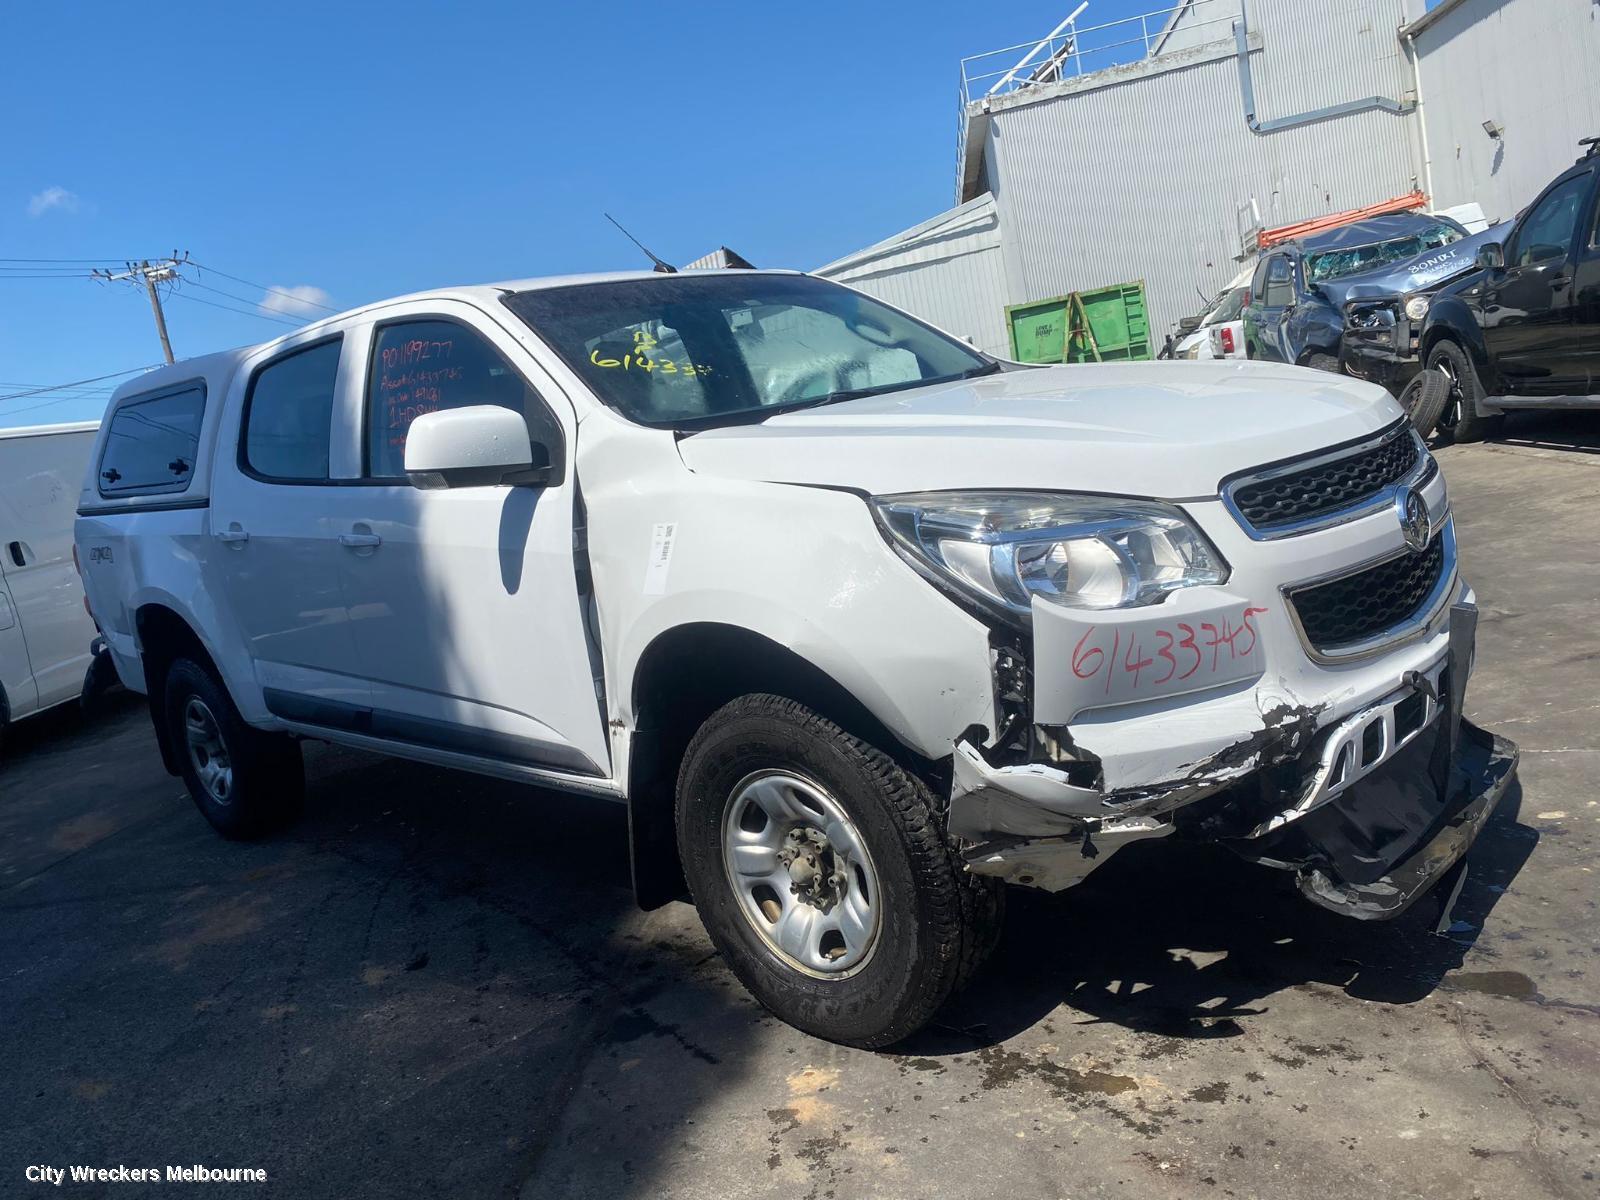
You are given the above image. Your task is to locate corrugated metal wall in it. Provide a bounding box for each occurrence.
[814,195,1012,357]
[1412,0,1600,223]
[986,0,1422,345]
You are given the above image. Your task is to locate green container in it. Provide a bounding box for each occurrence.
[1006,281,1151,364]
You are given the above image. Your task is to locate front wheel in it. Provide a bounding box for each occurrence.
[675,694,1002,1047]
[1303,351,1341,374]
[1427,339,1503,444]
[164,658,304,839]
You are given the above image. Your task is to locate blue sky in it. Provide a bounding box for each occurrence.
[2,0,1171,427]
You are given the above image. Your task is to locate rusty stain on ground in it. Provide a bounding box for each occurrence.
[144,894,267,971]
[784,1065,839,1125]
[49,811,120,852]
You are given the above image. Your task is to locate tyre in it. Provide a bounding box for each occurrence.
[1427,339,1503,444]
[1303,351,1341,374]
[163,658,304,839]
[1400,369,1452,440]
[675,694,1002,1048]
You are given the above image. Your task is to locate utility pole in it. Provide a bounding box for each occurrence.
[93,253,189,364]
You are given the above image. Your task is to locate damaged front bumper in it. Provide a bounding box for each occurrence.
[950,599,1519,921]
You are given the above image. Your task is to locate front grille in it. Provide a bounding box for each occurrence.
[1288,534,1446,653]
[1227,425,1422,535]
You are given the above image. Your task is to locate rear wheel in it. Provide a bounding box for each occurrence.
[1428,339,1503,444]
[675,694,1002,1047]
[164,658,304,839]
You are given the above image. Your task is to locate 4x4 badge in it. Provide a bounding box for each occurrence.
[1396,487,1430,553]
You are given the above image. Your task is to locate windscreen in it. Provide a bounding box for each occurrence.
[1305,223,1464,283]
[504,274,993,429]
[1205,287,1248,325]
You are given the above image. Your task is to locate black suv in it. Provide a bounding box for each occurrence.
[1243,212,1467,370]
[1418,139,1600,440]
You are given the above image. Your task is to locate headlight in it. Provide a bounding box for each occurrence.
[1404,295,1430,321]
[872,491,1229,622]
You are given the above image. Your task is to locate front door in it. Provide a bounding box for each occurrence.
[1247,254,1296,362]
[207,335,370,710]
[333,304,609,778]
[1570,173,1600,394]
[1480,169,1593,396]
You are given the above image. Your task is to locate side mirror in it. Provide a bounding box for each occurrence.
[1476,241,1505,271]
[404,405,553,490]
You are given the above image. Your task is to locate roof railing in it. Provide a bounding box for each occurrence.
[958,1,1240,109]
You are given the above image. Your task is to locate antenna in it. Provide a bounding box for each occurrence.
[604,213,677,274]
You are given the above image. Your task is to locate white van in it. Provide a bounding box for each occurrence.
[0,421,102,749]
[75,271,1514,1046]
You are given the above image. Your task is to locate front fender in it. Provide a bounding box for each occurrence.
[1420,297,1492,375]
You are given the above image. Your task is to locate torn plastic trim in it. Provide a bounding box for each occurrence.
[947,693,1321,891]
[963,817,1173,890]
[1293,724,1517,920]
[1243,654,1447,839]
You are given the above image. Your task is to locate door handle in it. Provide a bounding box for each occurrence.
[338,532,382,549]
[216,524,250,545]
[6,540,26,567]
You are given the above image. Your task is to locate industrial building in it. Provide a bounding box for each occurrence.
[817,0,1600,359]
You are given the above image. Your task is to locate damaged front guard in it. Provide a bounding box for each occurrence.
[949,602,1519,922]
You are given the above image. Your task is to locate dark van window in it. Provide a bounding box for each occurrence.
[98,384,205,496]
[242,339,342,482]
[366,319,563,480]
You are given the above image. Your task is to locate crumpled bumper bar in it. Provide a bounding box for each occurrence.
[950,602,1519,921]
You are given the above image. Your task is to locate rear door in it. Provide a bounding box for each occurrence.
[207,334,370,711]
[1481,167,1593,396]
[1,430,110,709]
[331,301,608,778]
[0,570,38,720]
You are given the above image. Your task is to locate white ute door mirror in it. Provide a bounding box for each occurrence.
[403,405,554,490]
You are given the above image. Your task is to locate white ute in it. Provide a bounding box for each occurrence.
[75,271,1516,1046]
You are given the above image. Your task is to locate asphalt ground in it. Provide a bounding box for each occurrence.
[3,411,1597,1199]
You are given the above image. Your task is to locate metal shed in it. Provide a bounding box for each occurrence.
[1404,0,1600,224]
[813,194,1011,357]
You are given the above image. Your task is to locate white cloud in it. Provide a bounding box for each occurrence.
[259,284,332,318]
[27,186,80,217]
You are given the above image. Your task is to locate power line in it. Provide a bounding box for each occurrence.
[0,256,159,263]
[0,365,161,404]
[186,260,339,312]
[166,289,302,327]
[0,392,115,421]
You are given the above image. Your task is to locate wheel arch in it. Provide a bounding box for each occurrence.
[1420,303,1491,373]
[134,602,225,776]
[624,622,940,910]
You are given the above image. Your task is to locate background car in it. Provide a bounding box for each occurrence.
[1244,212,1468,371]
[1418,138,1600,441]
